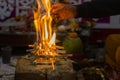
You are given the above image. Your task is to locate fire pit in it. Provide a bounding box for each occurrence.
[15,55,76,80]
[15,0,76,80]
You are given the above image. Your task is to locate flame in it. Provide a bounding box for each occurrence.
[31,0,56,69]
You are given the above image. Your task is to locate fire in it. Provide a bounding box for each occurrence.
[28,0,57,70]
[33,0,56,56]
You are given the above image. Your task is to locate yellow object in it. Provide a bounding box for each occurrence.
[116,46,120,66]
[105,34,120,68]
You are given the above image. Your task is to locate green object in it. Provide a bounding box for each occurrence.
[62,37,83,53]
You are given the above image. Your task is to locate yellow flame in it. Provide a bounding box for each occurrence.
[33,0,56,58]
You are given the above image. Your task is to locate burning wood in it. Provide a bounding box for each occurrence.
[26,0,63,70]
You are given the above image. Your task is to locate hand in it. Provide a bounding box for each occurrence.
[51,3,77,21]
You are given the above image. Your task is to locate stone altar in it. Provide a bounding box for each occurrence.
[15,57,76,80]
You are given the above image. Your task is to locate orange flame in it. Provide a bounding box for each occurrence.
[33,0,56,57]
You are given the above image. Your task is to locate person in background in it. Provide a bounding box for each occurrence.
[51,0,120,21]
